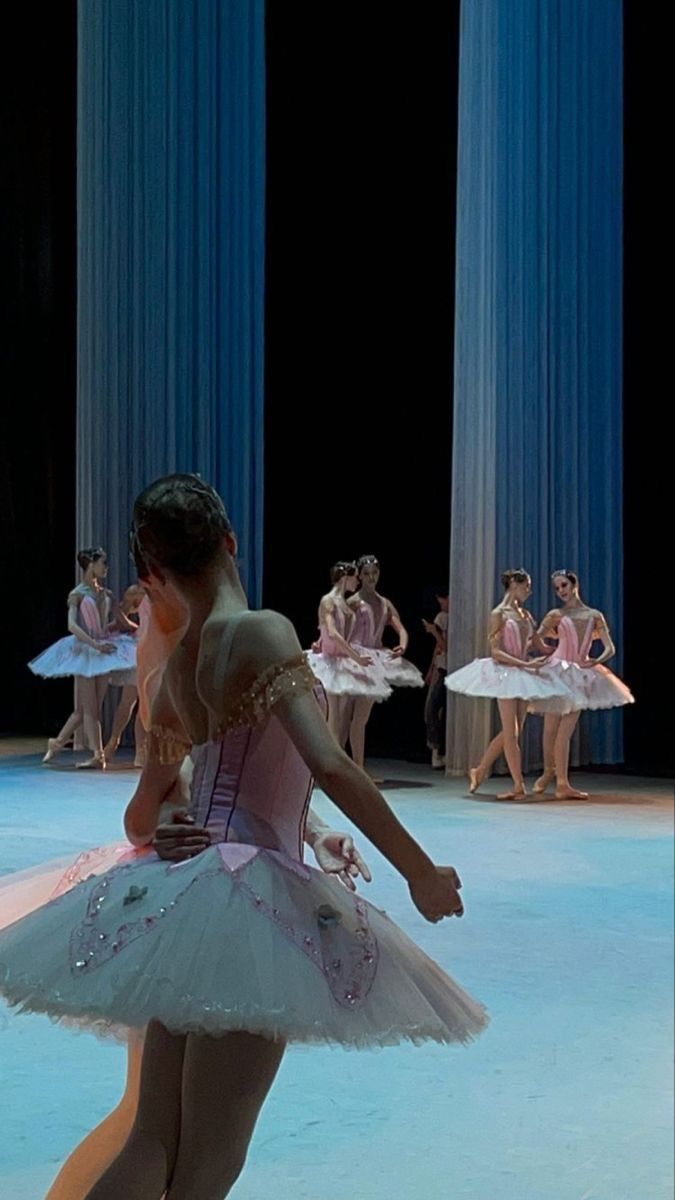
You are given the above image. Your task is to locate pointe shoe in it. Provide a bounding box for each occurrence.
[103,741,119,761]
[496,788,528,801]
[431,750,445,770]
[76,753,107,770]
[533,769,555,795]
[554,786,589,800]
[468,767,481,794]
[42,738,63,764]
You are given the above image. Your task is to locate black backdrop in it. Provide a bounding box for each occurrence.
[0,2,671,775]
[263,5,460,760]
[1,7,77,736]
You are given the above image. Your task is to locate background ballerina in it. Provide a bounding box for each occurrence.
[445,569,568,799]
[30,547,137,769]
[104,583,147,766]
[346,554,423,773]
[306,561,391,750]
[530,570,634,799]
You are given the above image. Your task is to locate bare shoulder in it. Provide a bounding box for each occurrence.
[197,609,304,708]
[542,607,562,623]
[231,609,302,671]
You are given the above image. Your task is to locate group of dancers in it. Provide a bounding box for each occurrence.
[0,478,636,1197]
[0,474,485,1200]
[31,550,426,775]
[30,551,634,806]
[306,555,424,774]
[30,549,146,769]
[445,568,634,801]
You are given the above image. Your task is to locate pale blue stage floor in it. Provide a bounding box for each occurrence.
[0,748,672,1200]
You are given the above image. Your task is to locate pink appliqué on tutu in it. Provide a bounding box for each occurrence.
[529,616,634,714]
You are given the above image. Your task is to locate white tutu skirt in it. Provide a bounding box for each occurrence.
[445,658,568,702]
[529,661,635,714]
[0,844,487,1049]
[373,650,425,689]
[306,651,392,701]
[28,634,137,680]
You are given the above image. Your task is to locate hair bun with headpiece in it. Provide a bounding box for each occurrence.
[131,474,232,579]
[501,567,529,589]
[551,569,579,586]
[330,561,357,584]
[77,547,106,572]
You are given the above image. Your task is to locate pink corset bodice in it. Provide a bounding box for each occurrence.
[500,617,531,661]
[319,604,353,658]
[550,615,594,664]
[70,585,110,640]
[350,598,388,649]
[189,715,316,865]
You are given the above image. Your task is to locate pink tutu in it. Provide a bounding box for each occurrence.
[306,649,392,701]
[0,843,149,932]
[308,602,393,701]
[349,599,424,689]
[369,649,424,689]
[529,660,635,714]
[445,657,569,702]
[529,615,635,714]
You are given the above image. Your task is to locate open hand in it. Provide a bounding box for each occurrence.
[312,832,373,891]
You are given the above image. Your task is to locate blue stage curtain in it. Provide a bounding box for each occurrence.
[447,0,624,772]
[76,0,265,604]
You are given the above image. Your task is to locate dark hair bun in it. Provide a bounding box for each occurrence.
[501,568,529,589]
[131,475,232,578]
[330,561,357,585]
[77,547,106,571]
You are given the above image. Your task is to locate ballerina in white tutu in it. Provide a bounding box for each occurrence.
[104,583,147,766]
[31,547,137,769]
[1,751,373,1200]
[306,561,392,749]
[345,554,424,773]
[0,474,485,1200]
[445,569,569,800]
[530,570,635,800]
[0,760,374,1200]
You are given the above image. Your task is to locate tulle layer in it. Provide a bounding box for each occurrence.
[0,844,148,930]
[306,651,392,701]
[28,635,137,680]
[0,844,487,1048]
[373,651,425,689]
[445,658,569,701]
[528,660,635,714]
